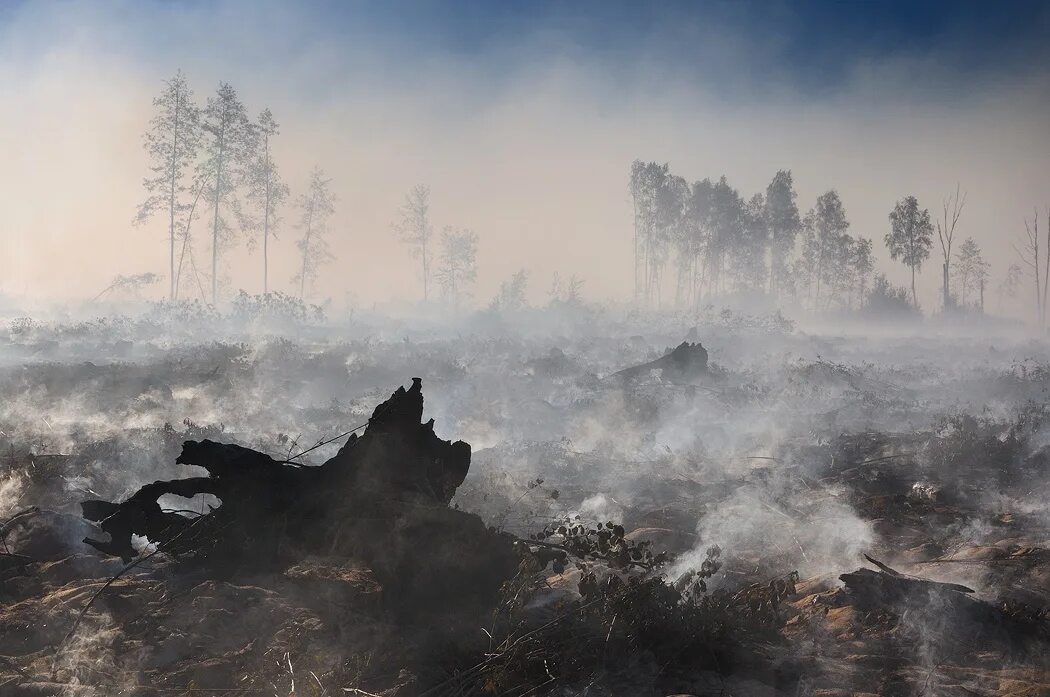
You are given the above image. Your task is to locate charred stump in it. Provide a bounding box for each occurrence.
[81,378,518,611]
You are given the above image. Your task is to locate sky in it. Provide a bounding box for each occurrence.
[1,0,1048,310]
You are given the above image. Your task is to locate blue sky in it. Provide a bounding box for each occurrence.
[6,0,1048,101]
[295,0,1050,96]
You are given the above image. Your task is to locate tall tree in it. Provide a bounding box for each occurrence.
[936,185,966,310]
[1014,209,1045,325]
[679,179,714,308]
[247,109,289,294]
[841,237,874,309]
[798,191,850,309]
[763,170,802,300]
[996,264,1022,313]
[199,82,256,303]
[292,167,337,300]
[651,173,687,307]
[393,185,434,302]
[705,177,746,297]
[436,227,478,311]
[952,237,989,308]
[629,162,670,307]
[135,70,201,299]
[886,196,934,308]
[733,192,769,292]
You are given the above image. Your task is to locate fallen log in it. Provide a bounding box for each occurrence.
[840,555,1049,652]
[612,341,709,385]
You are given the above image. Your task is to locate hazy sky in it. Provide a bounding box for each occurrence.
[1,0,1048,309]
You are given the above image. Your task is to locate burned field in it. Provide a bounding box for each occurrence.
[1,314,1049,696]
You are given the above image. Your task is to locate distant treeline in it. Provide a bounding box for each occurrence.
[629,161,1022,316]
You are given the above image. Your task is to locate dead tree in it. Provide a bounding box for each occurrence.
[1015,210,1045,326]
[937,185,965,310]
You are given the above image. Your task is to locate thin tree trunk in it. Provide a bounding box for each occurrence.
[174,180,205,300]
[815,243,824,310]
[211,124,225,304]
[769,229,777,300]
[1043,209,1049,327]
[422,234,429,302]
[299,199,315,300]
[911,265,917,309]
[263,133,271,295]
[169,91,180,300]
[1036,215,1042,325]
[942,262,949,310]
[632,197,639,304]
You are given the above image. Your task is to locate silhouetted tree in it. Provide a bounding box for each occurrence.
[1014,209,1048,325]
[886,196,934,308]
[996,263,1022,313]
[436,227,478,311]
[200,82,257,302]
[135,71,201,299]
[651,174,688,307]
[840,236,874,309]
[292,167,336,300]
[733,192,769,292]
[797,191,850,308]
[936,185,966,310]
[549,272,584,306]
[705,177,747,296]
[863,274,918,317]
[763,170,802,300]
[629,161,671,306]
[491,270,528,312]
[952,237,989,308]
[393,185,434,302]
[247,108,289,294]
[678,179,714,308]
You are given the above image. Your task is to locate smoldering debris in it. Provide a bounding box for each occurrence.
[1,320,1050,696]
[611,340,710,384]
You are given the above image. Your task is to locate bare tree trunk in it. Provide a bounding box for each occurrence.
[174,180,204,300]
[1043,209,1049,327]
[211,130,225,305]
[942,263,948,310]
[1036,214,1042,325]
[815,244,824,310]
[911,265,917,309]
[263,133,270,295]
[168,94,180,300]
[299,203,314,301]
[769,230,777,301]
[422,235,429,302]
[632,196,639,305]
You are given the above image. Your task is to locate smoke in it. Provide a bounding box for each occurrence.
[0,470,26,518]
[674,484,874,581]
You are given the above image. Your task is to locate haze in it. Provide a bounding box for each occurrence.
[2,0,1048,313]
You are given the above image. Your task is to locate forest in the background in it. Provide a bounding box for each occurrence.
[118,71,1046,332]
[628,161,1037,322]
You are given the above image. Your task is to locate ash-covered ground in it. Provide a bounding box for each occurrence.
[2,303,1049,696]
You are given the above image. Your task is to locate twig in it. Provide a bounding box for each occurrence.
[51,514,209,675]
[281,422,368,464]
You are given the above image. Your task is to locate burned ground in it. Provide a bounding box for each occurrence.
[1,311,1049,696]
